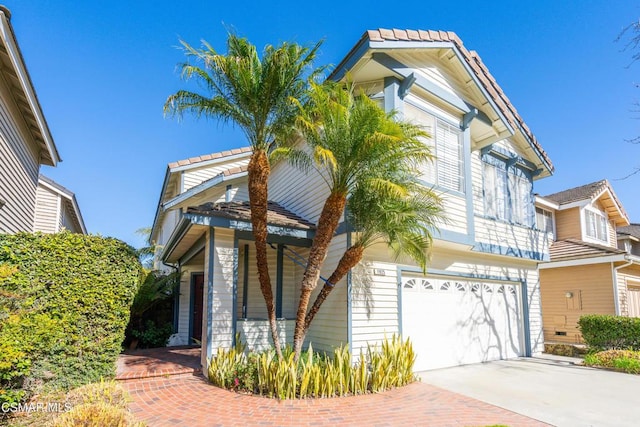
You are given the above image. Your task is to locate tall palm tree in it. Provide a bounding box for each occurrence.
[302,180,443,336]
[291,81,437,358]
[164,33,321,359]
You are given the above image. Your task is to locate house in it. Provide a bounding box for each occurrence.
[33,175,86,234]
[0,6,62,234]
[152,29,555,372]
[537,180,640,345]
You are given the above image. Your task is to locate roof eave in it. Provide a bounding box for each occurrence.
[0,8,60,166]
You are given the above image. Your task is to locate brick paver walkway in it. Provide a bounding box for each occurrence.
[117,348,548,426]
[116,346,201,380]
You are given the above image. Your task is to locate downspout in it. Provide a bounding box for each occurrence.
[612,256,633,316]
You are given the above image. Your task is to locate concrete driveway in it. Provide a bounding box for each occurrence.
[419,354,640,427]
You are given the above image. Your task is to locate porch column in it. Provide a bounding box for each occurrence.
[201,227,237,370]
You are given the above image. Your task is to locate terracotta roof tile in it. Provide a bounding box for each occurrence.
[550,239,626,262]
[358,29,553,172]
[168,146,252,169]
[187,201,315,230]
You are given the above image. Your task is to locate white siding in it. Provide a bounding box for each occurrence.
[305,234,349,353]
[351,243,401,356]
[182,159,249,191]
[33,184,59,233]
[60,203,80,233]
[439,193,467,235]
[237,319,295,352]
[0,92,40,234]
[202,228,236,367]
[176,265,199,346]
[269,156,332,224]
[474,216,549,256]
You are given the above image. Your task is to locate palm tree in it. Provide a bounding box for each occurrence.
[165,33,321,359]
[291,81,438,358]
[302,179,443,336]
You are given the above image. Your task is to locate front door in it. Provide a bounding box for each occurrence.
[192,273,204,344]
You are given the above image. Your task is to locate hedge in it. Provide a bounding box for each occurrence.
[0,232,141,407]
[578,314,640,351]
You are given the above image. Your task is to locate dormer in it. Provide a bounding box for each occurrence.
[538,180,629,248]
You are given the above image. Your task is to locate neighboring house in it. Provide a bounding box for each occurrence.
[537,180,640,345]
[34,175,86,234]
[152,29,555,372]
[0,6,62,234]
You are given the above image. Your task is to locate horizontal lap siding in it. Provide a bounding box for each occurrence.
[33,184,58,233]
[540,263,614,344]
[210,228,236,349]
[182,159,249,191]
[616,264,640,317]
[305,235,348,353]
[0,95,39,234]
[237,319,295,352]
[177,265,198,345]
[354,244,543,355]
[351,242,400,356]
[269,156,332,224]
[555,208,581,241]
[474,217,548,255]
[439,193,466,234]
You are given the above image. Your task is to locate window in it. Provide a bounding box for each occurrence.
[536,207,554,233]
[482,153,534,226]
[585,210,608,242]
[404,103,464,193]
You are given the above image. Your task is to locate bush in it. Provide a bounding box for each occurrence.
[0,232,141,408]
[578,314,640,351]
[131,320,174,349]
[207,335,416,399]
[583,350,640,374]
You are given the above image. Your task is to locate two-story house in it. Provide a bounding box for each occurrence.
[0,6,61,234]
[537,180,640,344]
[151,29,555,372]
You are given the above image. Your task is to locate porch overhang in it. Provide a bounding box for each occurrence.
[161,202,315,263]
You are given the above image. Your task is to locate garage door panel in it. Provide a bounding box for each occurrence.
[402,275,524,371]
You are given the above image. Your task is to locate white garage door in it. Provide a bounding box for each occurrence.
[401,274,525,371]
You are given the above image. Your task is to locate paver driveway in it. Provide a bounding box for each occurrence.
[117,348,547,426]
[420,355,640,427]
[122,374,547,426]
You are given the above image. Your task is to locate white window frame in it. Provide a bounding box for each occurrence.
[583,207,609,244]
[404,102,465,194]
[482,153,534,227]
[535,206,555,236]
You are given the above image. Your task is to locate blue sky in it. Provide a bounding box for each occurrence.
[8,1,640,248]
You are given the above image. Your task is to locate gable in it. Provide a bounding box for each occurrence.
[330,28,553,178]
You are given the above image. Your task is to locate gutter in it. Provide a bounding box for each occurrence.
[612,255,637,316]
[160,217,192,262]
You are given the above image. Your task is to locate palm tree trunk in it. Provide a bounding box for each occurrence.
[303,244,364,335]
[248,149,282,360]
[293,192,347,359]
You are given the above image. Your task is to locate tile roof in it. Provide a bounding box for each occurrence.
[168,147,252,169]
[186,201,315,230]
[549,239,626,262]
[334,29,553,172]
[618,223,640,239]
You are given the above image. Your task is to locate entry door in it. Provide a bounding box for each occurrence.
[628,286,640,318]
[192,273,204,344]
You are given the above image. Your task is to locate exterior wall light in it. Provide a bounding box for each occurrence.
[565,291,573,299]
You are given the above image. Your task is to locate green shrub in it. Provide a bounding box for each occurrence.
[207,335,416,399]
[578,314,640,351]
[131,320,173,349]
[0,232,141,407]
[583,349,640,374]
